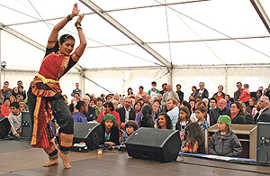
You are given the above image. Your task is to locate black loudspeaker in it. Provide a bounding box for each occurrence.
[21,112,33,140]
[73,122,103,150]
[257,122,270,163]
[125,127,181,162]
[0,118,11,139]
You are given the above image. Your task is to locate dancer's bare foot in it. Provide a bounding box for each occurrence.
[42,159,58,167]
[59,151,71,169]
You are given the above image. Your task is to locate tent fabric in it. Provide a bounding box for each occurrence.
[1,0,270,70]
[1,0,270,97]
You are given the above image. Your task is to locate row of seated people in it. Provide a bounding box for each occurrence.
[96,113,241,157]
[1,100,249,158]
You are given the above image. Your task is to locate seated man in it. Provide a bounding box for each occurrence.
[208,115,242,157]
[7,102,22,137]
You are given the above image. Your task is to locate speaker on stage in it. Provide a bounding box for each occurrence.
[0,118,11,139]
[125,127,181,162]
[257,122,270,163]
[21,112,33,140]
[72,122,103,150]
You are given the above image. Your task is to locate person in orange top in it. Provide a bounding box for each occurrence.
[136,86,148,98]
[27,4,86,169]
[0,98,10,117]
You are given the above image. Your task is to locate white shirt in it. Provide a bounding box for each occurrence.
[8,112,22,135]
[124,106,131,123]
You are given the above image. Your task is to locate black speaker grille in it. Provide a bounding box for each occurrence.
[126,127,178,148]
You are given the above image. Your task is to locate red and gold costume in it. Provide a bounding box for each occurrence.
[28,45,76,160]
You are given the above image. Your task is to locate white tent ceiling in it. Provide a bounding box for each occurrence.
[1,0,270,71]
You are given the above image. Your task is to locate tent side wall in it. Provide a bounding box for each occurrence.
[2,67,270,101]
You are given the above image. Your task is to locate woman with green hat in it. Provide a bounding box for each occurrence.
[208,115,242,157]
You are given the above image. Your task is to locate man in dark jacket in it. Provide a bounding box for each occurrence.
[176,84,184,103]
[234,82,242,101]
[116,97,136,126]
[209,99,231,126]
[255,96,270,123]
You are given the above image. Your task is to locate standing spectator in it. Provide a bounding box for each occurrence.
[17,80,23,88]
[162,84,180,106]
[234,82,242,101]
[255,96,270,123]
[136,86,147,98]
[230,102,247,124]
[0,98,10,117]
[212,85,225,105]
[116,97,136,128]
[196,82,209,99]
[176,84,184,103]
[159,83,167,96]
[148,81,159,98]
[208,115,242,157]
[0,81,12,104]
[239,84,250,105]
[209,98,231,126]
[166,98,179,129]
[71,82,82,97]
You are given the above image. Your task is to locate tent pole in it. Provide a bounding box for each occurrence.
[79,0,171,68]
[250,0,270,34]
[225,67,228,95]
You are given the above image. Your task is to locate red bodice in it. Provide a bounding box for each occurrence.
[38,53,69,80]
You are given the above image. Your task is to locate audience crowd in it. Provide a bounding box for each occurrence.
[1,80,270,157]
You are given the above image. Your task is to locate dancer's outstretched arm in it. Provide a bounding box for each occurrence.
[47,3,80,49]
[71,14,87,62]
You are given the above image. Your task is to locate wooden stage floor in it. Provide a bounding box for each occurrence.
[0,140,269,176]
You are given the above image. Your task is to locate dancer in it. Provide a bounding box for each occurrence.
[27,3,86,169]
